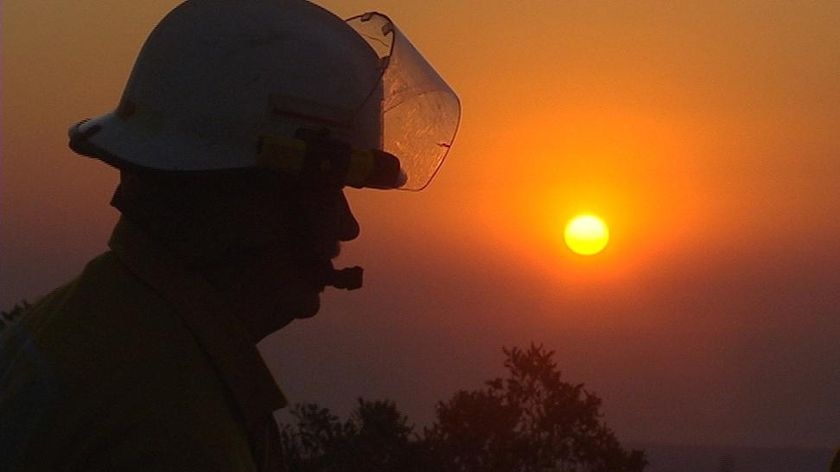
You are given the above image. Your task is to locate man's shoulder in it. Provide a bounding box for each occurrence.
[20,250,229,396]
[21,251,179,368]
[1,252,258,471]
[21,251,164,327]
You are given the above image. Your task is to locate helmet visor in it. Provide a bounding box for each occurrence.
[347,13,461,191]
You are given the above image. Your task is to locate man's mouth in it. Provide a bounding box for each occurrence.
[291,240,362,291]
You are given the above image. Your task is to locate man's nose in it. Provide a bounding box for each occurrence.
[337,192,360,241]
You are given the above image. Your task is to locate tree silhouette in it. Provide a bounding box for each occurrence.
[278,344,646,471]
[278,399,422,472]
[0,302,30,332]
[425,344,646,472]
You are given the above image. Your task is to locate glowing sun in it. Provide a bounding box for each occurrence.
[564,214,610,256]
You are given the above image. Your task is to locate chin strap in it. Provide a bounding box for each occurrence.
[326,266,363,290]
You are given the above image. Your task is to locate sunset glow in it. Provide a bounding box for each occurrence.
[564,214,609,256]
[4,0,840,453]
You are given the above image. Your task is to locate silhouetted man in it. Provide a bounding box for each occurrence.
[0,1,459,470]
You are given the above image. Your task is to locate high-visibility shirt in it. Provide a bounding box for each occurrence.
[0,219,287,471]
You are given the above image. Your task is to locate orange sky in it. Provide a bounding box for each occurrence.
[3,1,840,448]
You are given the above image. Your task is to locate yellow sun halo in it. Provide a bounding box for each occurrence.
[564,214,610,256]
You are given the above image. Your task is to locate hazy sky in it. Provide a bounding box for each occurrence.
[3,1,839,448]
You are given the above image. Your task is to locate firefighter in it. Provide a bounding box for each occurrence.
[0,1,459,470]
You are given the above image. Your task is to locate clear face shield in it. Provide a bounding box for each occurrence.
[257,13,460,190]
[347,13,461,191]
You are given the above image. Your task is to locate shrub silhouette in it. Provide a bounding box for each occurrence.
[0,302,30,332]
[279,344,646,471]
[278,399,421,472]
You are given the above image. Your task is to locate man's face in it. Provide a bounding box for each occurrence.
[116,170,361,340]
[217,181,361,338]
[294,189,360,270]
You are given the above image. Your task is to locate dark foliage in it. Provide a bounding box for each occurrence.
[279,344,646,472]
[278,399,423,472]
[0,302,31,332]
[717,455,734,472]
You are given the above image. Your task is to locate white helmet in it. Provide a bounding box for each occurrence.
[69,0,460,190]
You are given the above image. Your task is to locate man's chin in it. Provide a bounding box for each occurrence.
[269,274,322,321]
